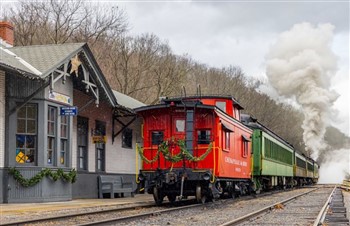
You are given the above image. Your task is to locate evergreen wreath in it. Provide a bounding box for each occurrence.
[137,137,213,163]
[8,168,77,187]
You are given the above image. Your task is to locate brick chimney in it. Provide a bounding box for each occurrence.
[0,21,14,46]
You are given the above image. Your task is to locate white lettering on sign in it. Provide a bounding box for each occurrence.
[224,156,248,167]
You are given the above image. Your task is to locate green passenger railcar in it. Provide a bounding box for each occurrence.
[251,129,294,190]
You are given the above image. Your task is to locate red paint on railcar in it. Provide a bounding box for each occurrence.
[137,96,252,180]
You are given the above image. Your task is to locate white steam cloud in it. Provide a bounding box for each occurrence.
[318,149,350,184]
[266,23,339,161]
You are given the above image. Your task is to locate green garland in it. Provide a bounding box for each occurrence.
[138,138,213,163]
[8,168,77,187]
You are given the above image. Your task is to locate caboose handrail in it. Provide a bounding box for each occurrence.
[210,141,217,183]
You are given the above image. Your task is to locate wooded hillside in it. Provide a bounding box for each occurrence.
[5,0,349,157]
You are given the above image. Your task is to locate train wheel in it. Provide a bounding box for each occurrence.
[167,194,176,204]
[196,185,206,204]
[153,187,164,206]
[228,186,235,199]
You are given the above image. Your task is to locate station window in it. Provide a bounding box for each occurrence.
[95,120,106,172]
[16,104,37,164]
[47,106,56,165]
[197,130,211,144]
[122,128,133,148]
[151,131,164,145]
[77,116,88,170]
[60,116,68,165]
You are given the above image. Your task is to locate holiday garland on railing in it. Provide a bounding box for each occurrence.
[137,138,213,163]
[8,168,77,187]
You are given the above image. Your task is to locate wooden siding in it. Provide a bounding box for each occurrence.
[6,74,44,98]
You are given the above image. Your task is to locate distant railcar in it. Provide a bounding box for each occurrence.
[294,151,308,186]
[306,158,319,184]
[136,96,253,204]
[241,114,294,191]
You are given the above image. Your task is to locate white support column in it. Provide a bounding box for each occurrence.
[0,70,5,167]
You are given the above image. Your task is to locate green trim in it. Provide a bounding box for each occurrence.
[8,168,77,187]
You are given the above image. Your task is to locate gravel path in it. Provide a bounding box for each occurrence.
[239,187,334,226]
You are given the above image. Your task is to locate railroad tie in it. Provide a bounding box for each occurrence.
[324,188,350,226]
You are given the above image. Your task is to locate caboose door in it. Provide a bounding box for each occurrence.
[172,117,186,139]
[166,116,186,169]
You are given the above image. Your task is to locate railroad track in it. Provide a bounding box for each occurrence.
[2,186,333,226]
[219,185,349,226]
[1,202,159,226]
[75,188,308,226]
[1,198,202,226]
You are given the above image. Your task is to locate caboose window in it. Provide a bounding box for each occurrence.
[216,101,226,112]
[197,130,211,144]
[243,141,248,157]
[175,119,185,132]
[224,131,230,150]
[242,135,250,157]
[152,131,164,145]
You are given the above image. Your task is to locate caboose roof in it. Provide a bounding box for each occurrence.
[134,102,215,113]
[159,95,244,110]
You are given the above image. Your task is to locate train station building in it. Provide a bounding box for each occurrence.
[0,21,144,203]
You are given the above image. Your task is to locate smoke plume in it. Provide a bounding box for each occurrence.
[266,23,339,161]
[318,149,350,183]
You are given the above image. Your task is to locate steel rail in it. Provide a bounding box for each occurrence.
[75,187,318,226]
[1,202,157,226]
[75,203,203,226]
[218,187,319,226]
[1,186,323,226]
[312,185,337,226]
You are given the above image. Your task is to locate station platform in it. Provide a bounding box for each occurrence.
[0,194,154,219]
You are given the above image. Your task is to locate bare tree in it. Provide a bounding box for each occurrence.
[8,0,328,155]
[9,0,127,46]
[149,49,192,104]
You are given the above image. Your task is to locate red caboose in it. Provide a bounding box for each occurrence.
[135,96,253,204]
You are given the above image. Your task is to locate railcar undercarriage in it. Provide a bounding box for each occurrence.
[139,168,253,205]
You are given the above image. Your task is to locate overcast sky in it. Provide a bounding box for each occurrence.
[116,1,349,135]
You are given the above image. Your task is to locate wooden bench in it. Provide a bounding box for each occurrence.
[98,175,134,198]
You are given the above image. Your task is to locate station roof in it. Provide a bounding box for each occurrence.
[112,90,145,109]
[0,41,145,111]
[0,42,85,79]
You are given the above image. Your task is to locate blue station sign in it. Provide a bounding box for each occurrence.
[60,106,78,116]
